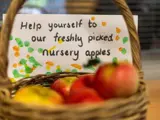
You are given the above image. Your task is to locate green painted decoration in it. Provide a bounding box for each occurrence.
[19,59,27,65]
[123,37,128,44]
[15,38,23,47]
[46,72,52,75]
[28,47,34,53]
[10,35,13,41]
[24,64,33,74]
[71,69,78,73]
[56,69,62,73]
[24,41,30,47]
[38,48,43,53]
[28,56,42,67]
[121,48,127,55]
[12,69,25,78]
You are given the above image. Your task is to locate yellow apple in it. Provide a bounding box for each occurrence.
[13,85,64,106]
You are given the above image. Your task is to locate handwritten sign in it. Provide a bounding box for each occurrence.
[3,14,138,82]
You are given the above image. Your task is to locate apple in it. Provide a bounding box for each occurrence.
[13,85,64,106]
[51,77,77,99]
[66,88,104,104]
[66,74,104,104]
[70,74,95,91]
[93,62,139,99]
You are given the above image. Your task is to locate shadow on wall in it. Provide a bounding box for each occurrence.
[0,0,11,20]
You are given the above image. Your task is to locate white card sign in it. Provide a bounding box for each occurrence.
[3,14,138,82]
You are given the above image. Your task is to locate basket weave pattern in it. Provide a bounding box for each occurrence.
[0,0,149,120]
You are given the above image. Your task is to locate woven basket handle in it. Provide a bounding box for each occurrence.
[0,0,142,87]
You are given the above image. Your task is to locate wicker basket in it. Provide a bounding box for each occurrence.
[0,0,149,120]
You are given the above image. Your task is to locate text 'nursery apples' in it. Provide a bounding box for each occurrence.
[51,77,77,99]
[93,62,139,99]
[13,85,64,106]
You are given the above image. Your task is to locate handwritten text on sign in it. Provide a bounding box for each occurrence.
[4,14,138,81]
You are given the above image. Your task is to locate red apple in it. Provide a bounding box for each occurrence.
[66,74,104,104]
[70,74,95,92]
[93,62,139,99]
[51,77,77,99]
[66,88,104,104]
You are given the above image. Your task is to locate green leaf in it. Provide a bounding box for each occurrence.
[12,69,25,78]
[121,48,127,55]
[24,65,33,74]
[10,35,13,41]
[72,69,78,73]
[38,48,43,53]
[15,38,23,47]
[28,47,34,53]
[46,72,52,75]
[24,41,30,47]
[123,37,128,44]
[19,59,27,65]
[56,69,62,73]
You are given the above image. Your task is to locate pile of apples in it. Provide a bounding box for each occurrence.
[13,62,139,106]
